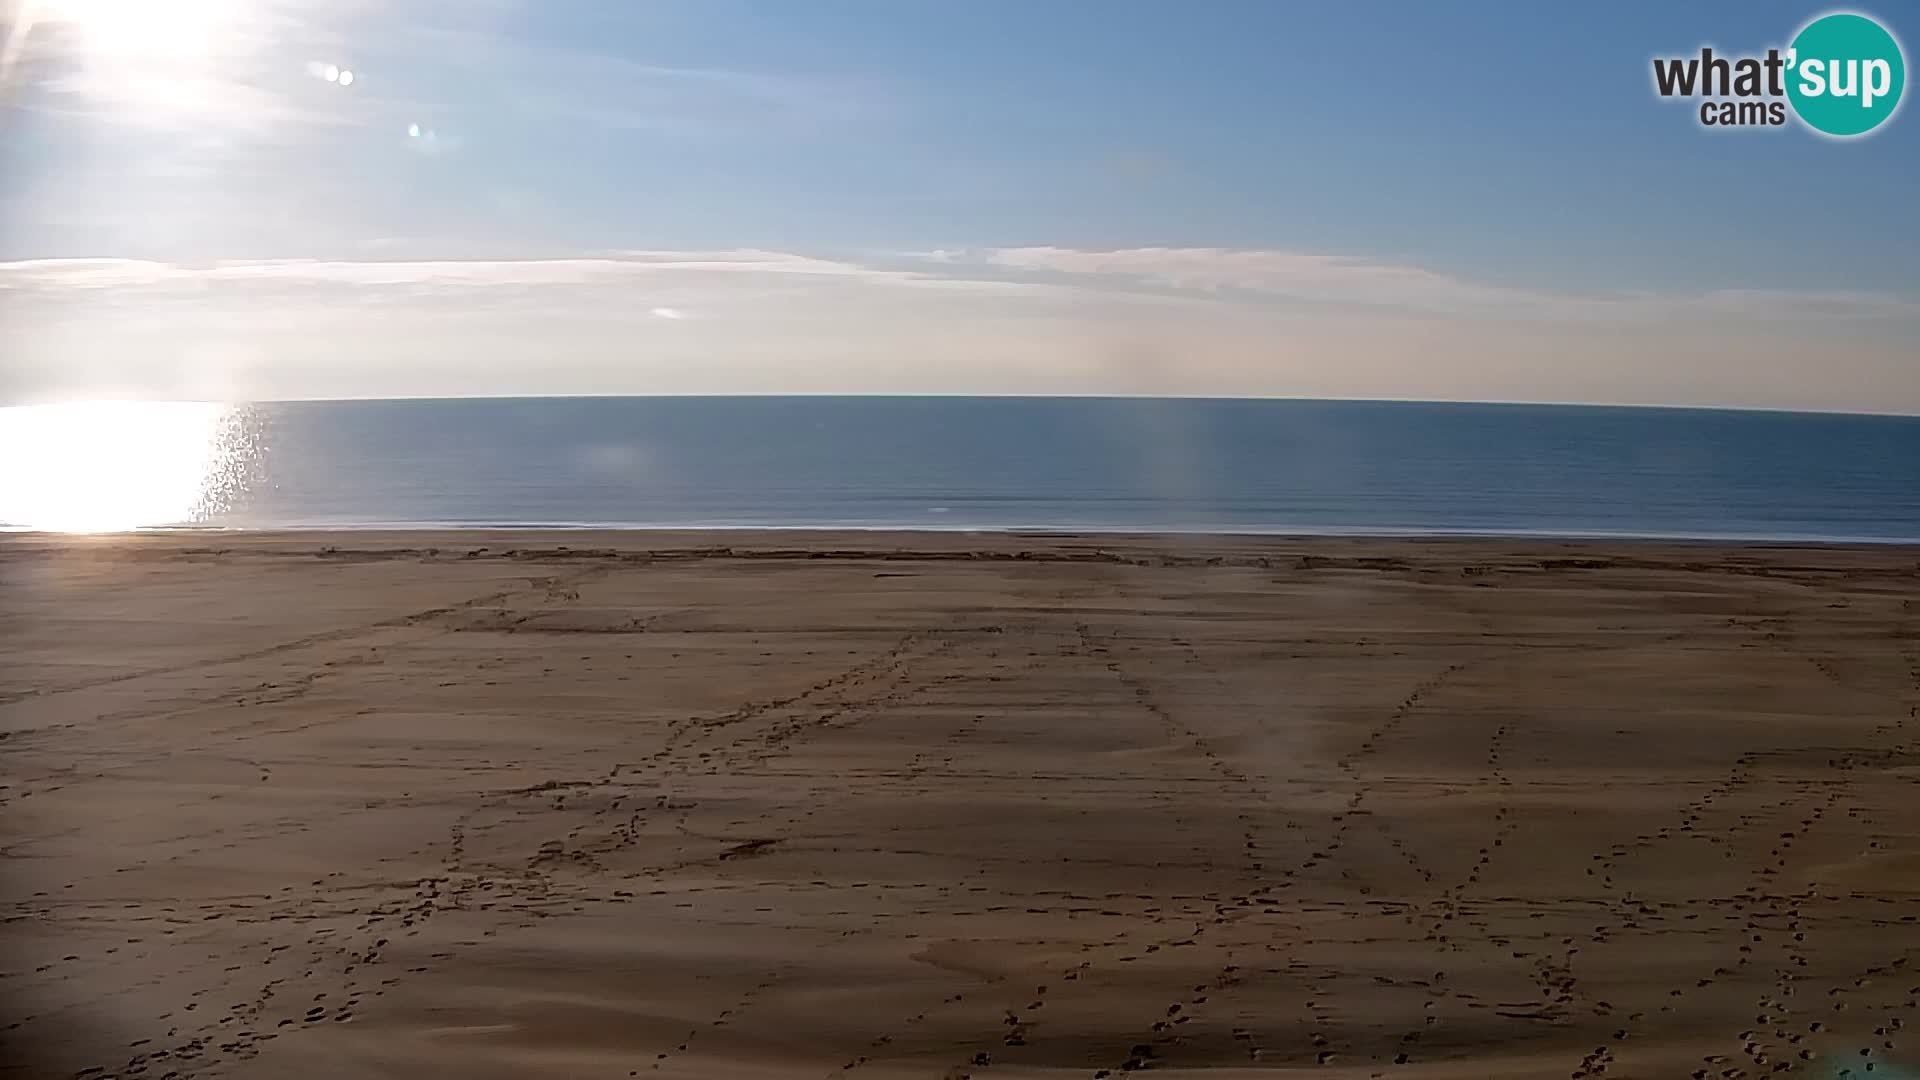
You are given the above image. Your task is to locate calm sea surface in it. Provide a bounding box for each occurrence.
[4,397,1919,540]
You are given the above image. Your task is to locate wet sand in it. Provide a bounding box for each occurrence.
[3,531,1919,1079]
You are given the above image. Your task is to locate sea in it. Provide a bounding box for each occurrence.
[4,396,1919,541]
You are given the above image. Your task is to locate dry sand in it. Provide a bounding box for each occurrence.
[3,531,1920,1080]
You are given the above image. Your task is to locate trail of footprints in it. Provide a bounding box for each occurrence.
[1320,663,1471,887]
[68,618,962,1080]
[645,965,795,1073]
[1573,610,1920,1078]
[27,572,1920,1079]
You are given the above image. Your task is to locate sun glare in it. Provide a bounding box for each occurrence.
[7,0,253,114]
[0,402,245,533]
[42,0,241,63]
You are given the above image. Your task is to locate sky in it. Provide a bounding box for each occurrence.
[1,0,1916,410]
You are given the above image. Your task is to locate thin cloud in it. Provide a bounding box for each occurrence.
[0,252,915,289]
[967,246,1920,322]
[0,251,1093,300]
[12,248,1901,329]
[6,249,1919,412]
[7,251,1915,325]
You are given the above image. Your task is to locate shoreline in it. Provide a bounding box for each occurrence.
[9,525,1920,548]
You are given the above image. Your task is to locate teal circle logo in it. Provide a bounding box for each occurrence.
[1786,13,1906,136]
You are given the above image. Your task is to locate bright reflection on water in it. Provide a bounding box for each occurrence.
[0,402,256,532]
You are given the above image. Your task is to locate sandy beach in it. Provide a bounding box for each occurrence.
[4,530,1919,1080]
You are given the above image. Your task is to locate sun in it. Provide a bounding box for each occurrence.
[26,0,240,62]
[2,0,251,110]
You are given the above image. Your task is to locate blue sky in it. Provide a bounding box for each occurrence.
[2,0,1917,409]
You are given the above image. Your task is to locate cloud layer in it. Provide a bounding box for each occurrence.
[8,247,1915,320]
[970,247,1920,322]
[4,246,1917,411]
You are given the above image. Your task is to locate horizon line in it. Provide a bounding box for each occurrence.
[5,392,1918,421]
